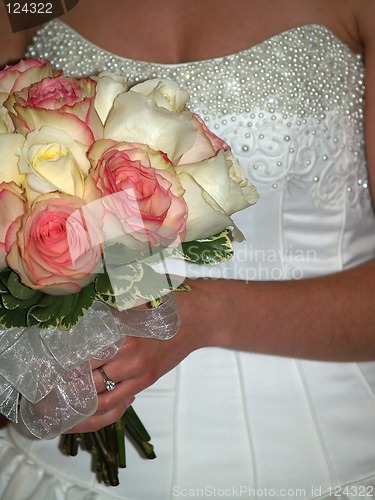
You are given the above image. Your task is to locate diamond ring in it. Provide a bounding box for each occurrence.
[98,367,116,392]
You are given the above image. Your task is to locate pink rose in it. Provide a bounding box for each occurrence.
[0,182,26,270]
[0,59,59,94]
[6,193,103,295]
[27,77,91,109]
[5,76,102,146]
[87,139,187,247]
[177,113,229,165]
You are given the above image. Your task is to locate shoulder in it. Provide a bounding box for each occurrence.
[354,0,375,49]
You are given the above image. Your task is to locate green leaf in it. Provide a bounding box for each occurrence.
[0,269,97,330]
[130,264,173,300]
[180,229,234,265]
[0,269,11,294]
[59,282,96,330]
[2,290,43,310]
[107,262,144,296]
[96,262,144,309]
[96,271,115,298]
[0,304,28,328]
[7,271,38,299]
[27,284,96,330]
[29,294,65,327]
[174,282,191,292]
[109,265,164,310]
[0,279,9,294]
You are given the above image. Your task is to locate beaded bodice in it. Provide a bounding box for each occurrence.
[26,20,375,279]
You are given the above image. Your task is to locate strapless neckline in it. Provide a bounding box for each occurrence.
[51,19,359,67]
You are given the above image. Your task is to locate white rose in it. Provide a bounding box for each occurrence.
[18,125,91,203]
[94,71,128,124]
[131,78,190,112]
[0,133,25,185]
[104,90,196,163]
[176,150,259,241]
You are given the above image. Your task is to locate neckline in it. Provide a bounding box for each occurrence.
[48,19,359,68]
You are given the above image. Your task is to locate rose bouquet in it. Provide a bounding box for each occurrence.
[0,59,259,485]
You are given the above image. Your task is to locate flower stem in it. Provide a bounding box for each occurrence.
[92,430,119,487]
[115,418,126,468]
[59,405,155,486]
[123,407,156,459]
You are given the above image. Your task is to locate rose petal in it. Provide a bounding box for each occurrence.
[176,172,234,241]
[0,133,25,185]
[95,72,128,124]
[104,91,196,162]
[131,78,190,112]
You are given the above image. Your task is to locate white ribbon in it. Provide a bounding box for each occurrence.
[0,294,180,439]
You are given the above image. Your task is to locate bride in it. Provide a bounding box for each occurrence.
[1,0,375,498]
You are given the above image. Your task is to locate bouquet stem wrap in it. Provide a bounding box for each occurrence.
[0,294,180,439]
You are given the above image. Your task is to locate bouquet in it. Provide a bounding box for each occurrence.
[0,58,259,485]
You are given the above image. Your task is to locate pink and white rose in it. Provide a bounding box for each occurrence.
[87,139,187,247]
[5,75,102,145]
[0,59,59,95]
[0,182,26,270]
[6,193,103,295]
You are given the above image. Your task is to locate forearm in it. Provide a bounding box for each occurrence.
[187,259,375,361]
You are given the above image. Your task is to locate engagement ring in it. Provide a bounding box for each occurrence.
[98,367,116,392]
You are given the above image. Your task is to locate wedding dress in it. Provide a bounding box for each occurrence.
[1,19,375,500]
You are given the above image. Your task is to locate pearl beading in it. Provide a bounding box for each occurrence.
[25,20,370,209]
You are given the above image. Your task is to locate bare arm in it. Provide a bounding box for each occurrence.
[167,0,375,364]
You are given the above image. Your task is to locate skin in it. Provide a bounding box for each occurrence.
[0,0,375,432]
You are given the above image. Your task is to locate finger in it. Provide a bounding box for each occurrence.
[93,365,118,394]
[65,402,129,434]
[96,382,135,414]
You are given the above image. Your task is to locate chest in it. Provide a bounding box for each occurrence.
[61,0,360,63]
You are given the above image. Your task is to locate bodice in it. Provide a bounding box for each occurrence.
[26,20,375,280]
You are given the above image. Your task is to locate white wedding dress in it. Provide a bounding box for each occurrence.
[1,20,375,500]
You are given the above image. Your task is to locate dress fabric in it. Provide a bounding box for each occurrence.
[1,19,375,500]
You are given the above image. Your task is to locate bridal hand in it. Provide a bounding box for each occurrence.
[67,278,225,433]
